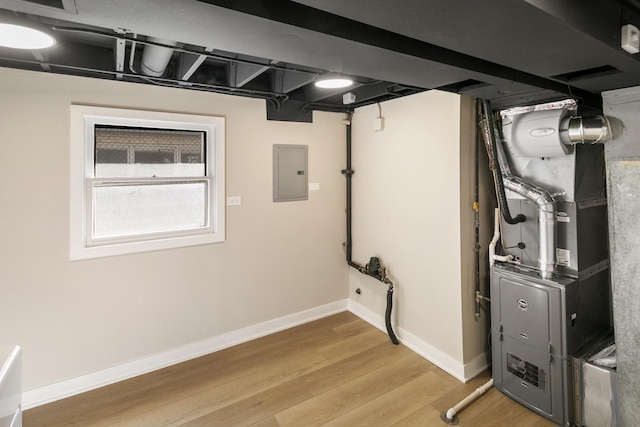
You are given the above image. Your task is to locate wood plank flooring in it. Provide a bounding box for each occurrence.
[23,312,556,426]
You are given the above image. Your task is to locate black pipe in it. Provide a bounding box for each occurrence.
[343,112,354,263]
[481,100,526,225]
[474,99,482,318]
[385,287,400,345]
[342,113,399,345]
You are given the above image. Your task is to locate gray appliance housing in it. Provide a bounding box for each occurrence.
[491,265,611,425]
[491,141,612,426]
[500,144,608,278]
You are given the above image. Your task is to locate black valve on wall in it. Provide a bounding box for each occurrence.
[350,256,400,345]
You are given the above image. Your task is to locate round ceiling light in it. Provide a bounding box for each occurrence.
[0,23,56,49]
[315,76,354,89]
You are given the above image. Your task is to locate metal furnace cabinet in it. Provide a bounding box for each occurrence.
[490,264,610,426]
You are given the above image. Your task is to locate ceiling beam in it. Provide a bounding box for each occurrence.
[114,38,125,79]
[228,62,269,87]
[272,69,317,93]
[179,47,213,81]
[29,50,51,71]
[201,0,601,107]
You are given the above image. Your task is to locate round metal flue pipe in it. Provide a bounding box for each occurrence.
[141,37,177,77]
[563,115,612,144]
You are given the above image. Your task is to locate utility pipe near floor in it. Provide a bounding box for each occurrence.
[442,378,494,424]
[341,111,399,345]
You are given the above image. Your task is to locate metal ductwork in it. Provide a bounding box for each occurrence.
[140,38,177,77]
[563,115,612,145]
[480,101,557,279]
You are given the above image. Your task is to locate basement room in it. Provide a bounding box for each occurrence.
[1,1,638,426]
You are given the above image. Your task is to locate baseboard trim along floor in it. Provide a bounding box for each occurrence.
[22,300,348,409]
[24,298,489,409]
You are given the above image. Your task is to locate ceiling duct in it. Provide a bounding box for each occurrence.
[140,37,176,77]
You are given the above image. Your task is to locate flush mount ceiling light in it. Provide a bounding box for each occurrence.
[0,22,56,49]
[315,74,354,89]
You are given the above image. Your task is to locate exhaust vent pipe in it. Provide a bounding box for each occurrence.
[563,115,612,145]
[481,101,557,279]
[141,37,177,77]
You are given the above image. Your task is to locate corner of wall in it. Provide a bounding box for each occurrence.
[458,96,492,373]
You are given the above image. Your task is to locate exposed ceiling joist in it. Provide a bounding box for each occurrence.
[178,48,212,81]
[272,69,317,94]
[113,38,125,79]
[2,0,640,121]
[229,61,270,88]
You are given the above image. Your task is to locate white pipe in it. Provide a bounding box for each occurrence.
[489,208,513,266]
[141,37,177,77]
[493,254,514,263]
[445,378,494,421]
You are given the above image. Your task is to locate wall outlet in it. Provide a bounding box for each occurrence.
[227,196,241,206]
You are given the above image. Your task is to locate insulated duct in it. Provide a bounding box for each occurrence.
[481,100,557,278]
[140,37,177,77]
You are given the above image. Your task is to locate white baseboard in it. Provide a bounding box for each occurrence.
[463,350,491,381]
[347,299,489,383]
[23,299,348,409]
[24,298,489,409]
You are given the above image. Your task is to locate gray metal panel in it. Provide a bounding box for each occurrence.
[502,199,609,278]
[273,144,308,202]
[605,159,640,427]
[490,265,575,426]
[500,141,608,276]
[573,331,618,427]
[502,199,538,267]
[604,87,640,160]
[582,361,618,427]
[497,277,552,349]
[491,266,569,356]
[603,87,640,427]
[499,336,555,415]
[574,145,606,202]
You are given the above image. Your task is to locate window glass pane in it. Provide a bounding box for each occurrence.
[93,181,207,239]
[94,126,205,178]
[134,149,175,164]
[96,148,128,164]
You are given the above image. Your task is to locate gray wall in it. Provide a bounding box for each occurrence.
[603,86,640,427]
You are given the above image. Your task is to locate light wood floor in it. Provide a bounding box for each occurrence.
[24,312,556,426]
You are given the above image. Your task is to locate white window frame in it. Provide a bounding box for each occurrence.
[70,105,225,260]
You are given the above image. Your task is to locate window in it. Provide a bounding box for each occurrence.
[70,106,225,260]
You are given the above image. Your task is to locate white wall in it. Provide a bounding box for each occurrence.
[348,91,490,380]
[0,68,348,401]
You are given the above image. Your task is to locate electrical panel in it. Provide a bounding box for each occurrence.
[273,144,308,202]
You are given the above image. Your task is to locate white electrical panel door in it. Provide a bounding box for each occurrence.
[273,144,308,202]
